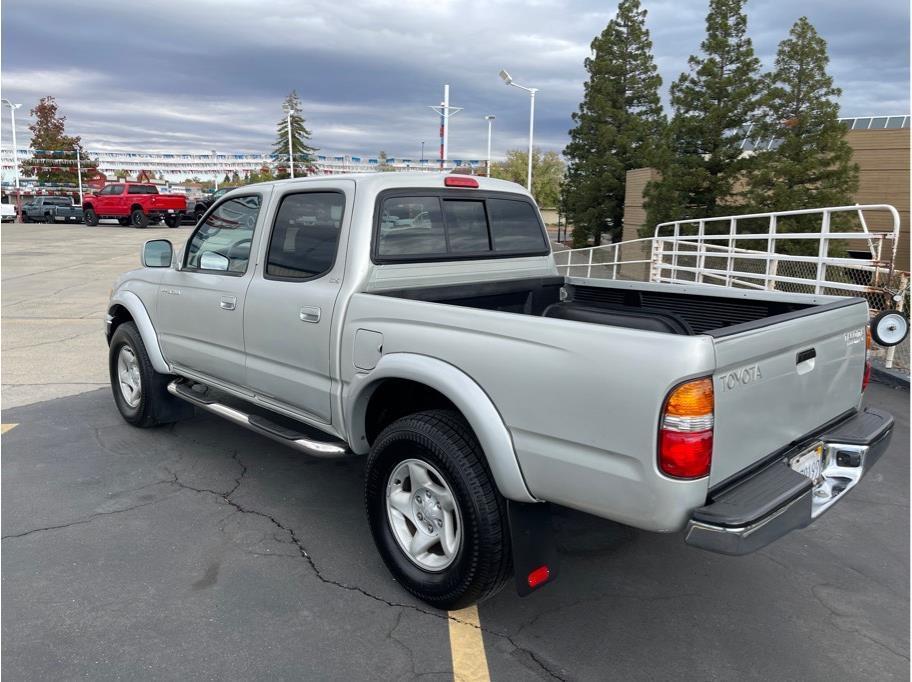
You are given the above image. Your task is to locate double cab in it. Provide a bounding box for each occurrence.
[105,173,894,609]
[84,182,186,228]
[21,195,84,223]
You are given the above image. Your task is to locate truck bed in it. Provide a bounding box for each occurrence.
[374,275,858,337]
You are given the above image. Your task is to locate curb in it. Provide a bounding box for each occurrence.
[871,362,910,389]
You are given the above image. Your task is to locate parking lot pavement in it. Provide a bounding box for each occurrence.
[2,223,909,680]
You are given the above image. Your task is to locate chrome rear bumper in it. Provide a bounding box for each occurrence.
[685,408,894,555]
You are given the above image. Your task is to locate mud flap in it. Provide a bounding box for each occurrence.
[507,500,559,596]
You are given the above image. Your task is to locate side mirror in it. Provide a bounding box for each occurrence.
[199,251,230,271]
[142,239,174,268]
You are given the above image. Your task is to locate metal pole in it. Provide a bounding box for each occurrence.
[420,141,425,162]
[485,115,494,178]
[442,84,449,170]
[212,149,218,190]
[9,104,21,215]
[76,147,83,205]
[286,111,295,179]
[526,89,536,192]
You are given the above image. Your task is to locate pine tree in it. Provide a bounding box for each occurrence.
[644,0,761,230]
[272,91,317,178]
[562,0,665,246]
[747,17,857,224]
[23,96,97,187]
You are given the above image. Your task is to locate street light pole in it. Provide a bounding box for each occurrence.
[420,141,425,162]
[1,99,23,214]
[76,147,83,205]
[211,149,218,190]
[484,115,495,178]
[498,70,538,193]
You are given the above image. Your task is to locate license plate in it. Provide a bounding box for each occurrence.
[790,443,824,482]
[167,209,175,213]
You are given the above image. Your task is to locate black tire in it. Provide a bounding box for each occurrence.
[164,215,179,228]
[84,207,99,226]
[109,321,193,427]
[194,207,206,224]
[130,208,149,228]
[21,213,30,223]
[365,410,512,609]
[118,217,130,226]
[43,212,53,224]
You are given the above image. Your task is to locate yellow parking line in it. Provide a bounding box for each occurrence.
[448,605,491,681]
[1,423,18,434]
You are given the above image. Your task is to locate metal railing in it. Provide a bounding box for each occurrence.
[554,205,909,369]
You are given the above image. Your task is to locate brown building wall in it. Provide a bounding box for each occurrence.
[621,126,910,271]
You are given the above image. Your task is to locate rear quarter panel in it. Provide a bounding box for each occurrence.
[341,293,716,532]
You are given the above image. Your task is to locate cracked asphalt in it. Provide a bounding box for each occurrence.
[2,223,910,680]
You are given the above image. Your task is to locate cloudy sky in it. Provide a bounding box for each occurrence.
[1,0,909,160]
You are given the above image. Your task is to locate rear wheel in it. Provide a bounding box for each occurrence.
[365,410,512,609]
[84,207,99,226]
[130,208,149,228]
[109,321,192,427]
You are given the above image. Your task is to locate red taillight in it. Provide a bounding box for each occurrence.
[444,175,478,188]
[862,327,872,392]
[659,378,713,479]
[527,565,550,589]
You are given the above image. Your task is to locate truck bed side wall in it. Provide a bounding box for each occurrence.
[341,293,715,532]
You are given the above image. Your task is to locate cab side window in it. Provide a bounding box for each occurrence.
[265,192,346,280]
[185,195,261,274]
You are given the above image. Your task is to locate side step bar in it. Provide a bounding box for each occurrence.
[167,380,350,458]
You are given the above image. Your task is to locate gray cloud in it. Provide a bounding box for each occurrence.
[1,0,908,159]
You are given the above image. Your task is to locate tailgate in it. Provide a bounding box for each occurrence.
[709,299,868,485]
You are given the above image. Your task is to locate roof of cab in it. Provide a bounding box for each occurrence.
[239,172,531,197]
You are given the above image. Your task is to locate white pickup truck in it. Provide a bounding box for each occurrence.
[106,173,894,609]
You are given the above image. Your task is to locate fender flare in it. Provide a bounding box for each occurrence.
[108,290,170,374]
[344,353,536,503]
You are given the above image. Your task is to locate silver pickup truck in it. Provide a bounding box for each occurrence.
[106,173,894,609]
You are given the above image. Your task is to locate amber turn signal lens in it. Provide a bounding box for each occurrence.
[664,377,714,417]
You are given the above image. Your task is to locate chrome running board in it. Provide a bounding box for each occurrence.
[167,380,349,458]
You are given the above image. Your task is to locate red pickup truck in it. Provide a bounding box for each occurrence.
[83,183,187,228]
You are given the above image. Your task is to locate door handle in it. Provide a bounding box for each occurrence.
[220,296,237,311]
[299,306,321,323]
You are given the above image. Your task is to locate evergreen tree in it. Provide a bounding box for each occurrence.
[562,0,664,246]
[644,0,761,230]
[272,90,317,178]
[23,96,97,187]
[747,17,857,226]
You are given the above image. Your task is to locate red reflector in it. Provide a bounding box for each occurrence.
[862,360,872,392]
[659,430,713,479]
[444,176,479,188]
[527,565,550,589]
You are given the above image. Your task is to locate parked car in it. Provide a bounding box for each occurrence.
[183,187,229,224]
[0,200,16,223]
[83,183,186,228]
[105,173,894,609]
[20,195,84,223]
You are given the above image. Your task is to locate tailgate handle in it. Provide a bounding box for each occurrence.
[796,348,816,364]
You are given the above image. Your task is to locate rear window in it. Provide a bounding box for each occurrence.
[127,185,158,195]
[375,191,548,261]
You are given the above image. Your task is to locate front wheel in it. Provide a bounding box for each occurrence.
[84,208,99,226]
[109,321,192,427]
[130,208,149,228]
[365,410,512,610]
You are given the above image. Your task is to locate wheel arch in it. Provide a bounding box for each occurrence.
[107,290,169,373]
[130,203,144,213]
[345,353,536,503]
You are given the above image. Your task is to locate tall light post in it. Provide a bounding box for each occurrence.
[484,115,495,178]
[1,99,23,214]
[283,103,295,179]
[498,70,537,192]
[211,149,218,190]
[420,141,425,162]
